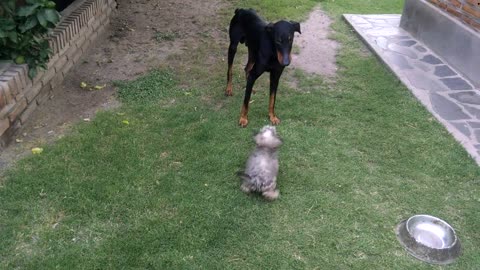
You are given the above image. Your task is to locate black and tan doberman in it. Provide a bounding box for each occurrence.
[225,8,301,127]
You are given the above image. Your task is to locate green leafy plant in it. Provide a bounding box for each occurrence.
[0,0,60,78]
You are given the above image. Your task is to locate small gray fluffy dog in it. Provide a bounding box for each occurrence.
[238,125,282,200]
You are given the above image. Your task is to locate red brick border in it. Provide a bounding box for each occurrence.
[428,0,480,31]
[0,0,117,147]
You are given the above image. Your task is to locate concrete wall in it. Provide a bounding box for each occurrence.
[0,0,116,147]
[400,0,480,87]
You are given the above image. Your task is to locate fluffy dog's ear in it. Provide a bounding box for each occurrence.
[291,21,301,34]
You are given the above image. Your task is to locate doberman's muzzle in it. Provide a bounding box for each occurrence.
[276,49,291,66]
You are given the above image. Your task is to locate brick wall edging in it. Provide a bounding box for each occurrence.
[428,0,480,31]
[0,0,117,147]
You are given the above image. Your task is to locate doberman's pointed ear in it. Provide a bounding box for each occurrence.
[291,21,301,34]
[265,23,274,33]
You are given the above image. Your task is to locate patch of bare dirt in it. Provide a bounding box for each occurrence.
[292,7,339,78]
[0,3,336,172]
[0,0,224,172]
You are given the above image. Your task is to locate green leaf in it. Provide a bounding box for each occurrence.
[5,24,16,31]
[0,1,15,14]
[17,4,40,17]
[19,16,38,33]
[43,9,60,24]
[0,18,16,30]
[28,67,37,80]
[7,31,17,43]
[37,10,48,27]
[32,35,43,43]
[39,50,48,58]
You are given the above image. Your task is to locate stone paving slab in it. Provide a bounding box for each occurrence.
[344,14,480,166]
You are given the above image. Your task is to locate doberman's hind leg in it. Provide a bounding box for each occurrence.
[244,48,256,94]
[239,65,263,127]
[225,41,238,96]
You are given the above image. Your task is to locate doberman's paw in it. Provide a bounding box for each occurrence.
[239,117,249,127]
[269,116,281,125]
[225,85,233,96]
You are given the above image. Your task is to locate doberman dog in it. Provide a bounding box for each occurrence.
[225,9,301,127]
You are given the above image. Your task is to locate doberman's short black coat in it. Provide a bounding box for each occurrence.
[225,9,301,127]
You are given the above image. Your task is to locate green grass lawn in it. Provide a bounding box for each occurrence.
[1,0,480,269]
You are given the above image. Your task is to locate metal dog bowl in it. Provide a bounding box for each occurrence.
[396,214,461,264]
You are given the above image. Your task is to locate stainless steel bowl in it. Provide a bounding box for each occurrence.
[396,214,461,264]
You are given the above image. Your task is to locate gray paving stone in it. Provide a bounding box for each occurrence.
[396,40,417,47]
[440,77,473,90]
[464,105,480,119]
[468,122,480,129]
[370,15,401,20]
[386,18,401,26]
[384,51,413,70]
[356,24,373,30]
[387,43,418,59]
[350,15,370,25]
[366,18,387,24]
[413,62,432,72]
[430,93,471,120]
[449,91,480,105]
[474,130,480,143]
[421,54,443,65]
[434,65,456,77]
[375,37,388,50]
[365,27,402,36]
[414,45,427,53]
[451,121,471,137]
[404,71,447,91]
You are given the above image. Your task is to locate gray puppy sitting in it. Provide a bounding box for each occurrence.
[238,125,282,200]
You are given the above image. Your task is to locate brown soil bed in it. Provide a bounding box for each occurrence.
[0,3,338,172]
[0,0,224,171]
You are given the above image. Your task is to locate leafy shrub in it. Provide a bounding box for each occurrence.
[0,0,60,78]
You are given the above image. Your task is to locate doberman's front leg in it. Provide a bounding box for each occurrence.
[239,67,263,127]
[269,69,283,125]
